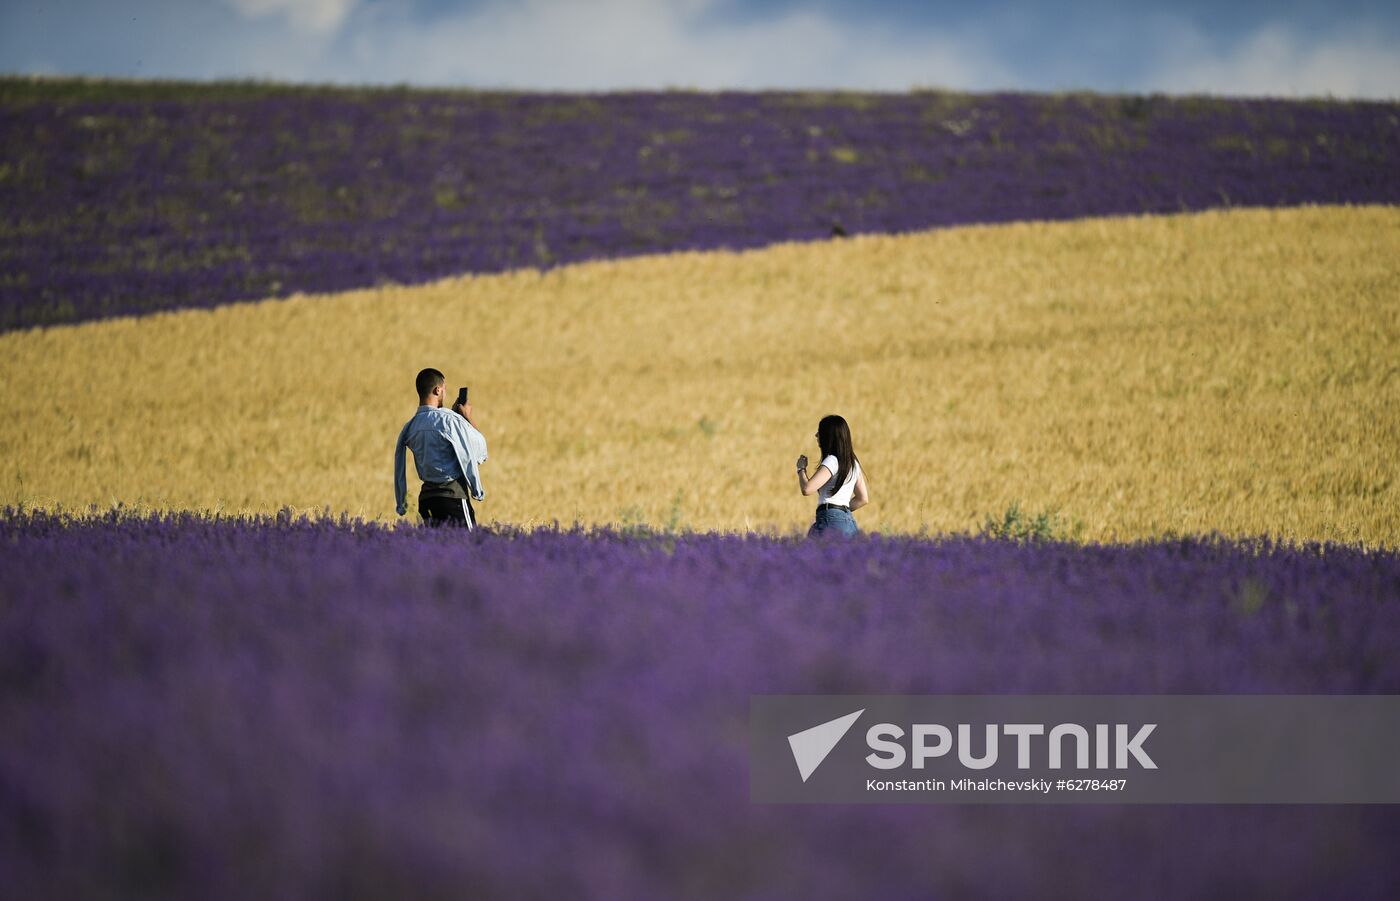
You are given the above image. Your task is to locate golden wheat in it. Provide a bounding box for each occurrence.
[1,205,1397,543]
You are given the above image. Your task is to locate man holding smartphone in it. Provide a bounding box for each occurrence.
[393,368,488,528]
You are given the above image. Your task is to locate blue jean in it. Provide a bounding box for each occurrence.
[809,506,858,538]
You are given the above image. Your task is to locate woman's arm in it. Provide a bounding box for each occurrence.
[850,470,870,511]
[797,456,833,497]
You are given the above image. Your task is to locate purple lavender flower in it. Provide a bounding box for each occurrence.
[2,508,1398,898]
[2,81,1397,329]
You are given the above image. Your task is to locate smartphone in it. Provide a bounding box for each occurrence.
[455,387,469,407]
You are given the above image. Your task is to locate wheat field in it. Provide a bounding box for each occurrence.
[2,205,1397,543]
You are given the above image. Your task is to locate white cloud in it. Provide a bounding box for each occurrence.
[1143,21,1400,99]
[332,0,1015,91]
[9,0,1400,99]
[225,0,357,36]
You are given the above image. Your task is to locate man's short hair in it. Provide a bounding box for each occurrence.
[416,368,445,400]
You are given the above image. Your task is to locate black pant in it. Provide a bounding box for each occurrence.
[419,494,476,528]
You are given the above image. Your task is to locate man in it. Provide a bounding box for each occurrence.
[394,368,488,528]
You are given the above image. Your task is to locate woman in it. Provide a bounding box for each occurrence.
[796,414,869,537]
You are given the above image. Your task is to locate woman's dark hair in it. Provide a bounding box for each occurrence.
[817,414,859,495]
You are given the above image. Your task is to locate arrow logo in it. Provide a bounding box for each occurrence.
[787,709,865,782]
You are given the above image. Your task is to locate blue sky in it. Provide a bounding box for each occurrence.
[2,0,1397,97]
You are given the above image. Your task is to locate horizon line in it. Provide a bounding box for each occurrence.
[3,72,1396,104]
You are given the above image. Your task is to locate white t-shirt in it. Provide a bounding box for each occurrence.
[816,455,860,507]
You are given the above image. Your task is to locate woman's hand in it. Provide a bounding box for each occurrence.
[796,454,808,472]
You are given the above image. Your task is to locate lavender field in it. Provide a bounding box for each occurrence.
[3,509,1399,899]
[2,78,1398,328]
[5,73,1398,898]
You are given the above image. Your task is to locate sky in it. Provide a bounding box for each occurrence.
[1,0,1398,98]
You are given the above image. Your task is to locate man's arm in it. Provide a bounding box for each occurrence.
[452,400,480,432]
[393,420,411,516]
[445,415,487,501]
